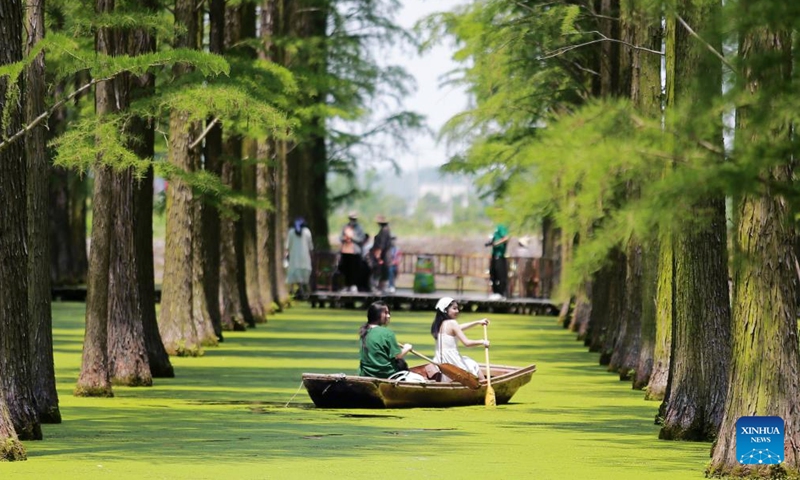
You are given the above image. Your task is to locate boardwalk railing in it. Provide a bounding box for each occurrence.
[311,251,556,298]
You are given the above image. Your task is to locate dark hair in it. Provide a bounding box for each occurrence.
[292,217,306,235]
[359,301,389,351]
[430,308,451,340]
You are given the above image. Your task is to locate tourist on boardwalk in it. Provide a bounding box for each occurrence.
[430,297,490,380]
[371,215,392,293]
[387,236,401,293]
[486,223,510,299]
[358,301,413,378]
[339,211,366,292]
[285,217,314,299]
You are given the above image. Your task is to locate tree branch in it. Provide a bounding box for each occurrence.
[539,30,663,61]
[189,117,219,150]
[0,78,99,153]
[676,15,736,72]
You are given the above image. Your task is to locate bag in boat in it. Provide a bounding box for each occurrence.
[388,371,427,383]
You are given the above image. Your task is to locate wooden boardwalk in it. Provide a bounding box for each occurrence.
[308,289,559,316]
[52,286,559,316]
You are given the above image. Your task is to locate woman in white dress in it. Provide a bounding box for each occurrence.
[430,297,490,380]
[285,217,314,299]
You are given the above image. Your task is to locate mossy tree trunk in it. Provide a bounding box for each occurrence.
[160,0,218,355]
[0,0,42,440]
[25,0,61,423]
[709,15,800,476]
[75,0,119,398]
[630,7,662,391]
[659,0,730,442]
[0,393,25,460]
[646,232,672,402]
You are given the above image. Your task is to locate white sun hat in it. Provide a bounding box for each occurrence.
[436,297,455,313]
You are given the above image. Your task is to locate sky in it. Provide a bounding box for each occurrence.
[384,0,469,171]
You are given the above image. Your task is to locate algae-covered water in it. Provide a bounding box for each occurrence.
[3,302,709,479]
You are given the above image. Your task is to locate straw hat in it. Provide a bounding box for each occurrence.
[348,211,358,219]
[375,215,388,224]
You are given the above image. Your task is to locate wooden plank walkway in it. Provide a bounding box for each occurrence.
[308,289,559,316]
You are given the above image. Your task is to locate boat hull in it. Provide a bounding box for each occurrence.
[302,364,536,409]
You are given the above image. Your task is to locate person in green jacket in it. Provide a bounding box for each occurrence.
[358,301,412,378]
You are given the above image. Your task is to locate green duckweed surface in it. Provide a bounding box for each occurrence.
[3,302,710,479]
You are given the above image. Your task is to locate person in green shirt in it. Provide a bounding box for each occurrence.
[358,301,412,378]
[485,224,510,299]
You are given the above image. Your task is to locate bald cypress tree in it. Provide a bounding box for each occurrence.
[0,0,42,441]
[659,0,731,442]
[25,0,61,422]
[709,1,800,474]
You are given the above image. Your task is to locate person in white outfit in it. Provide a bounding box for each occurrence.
[285,217,314,299]
[430,297,490,380]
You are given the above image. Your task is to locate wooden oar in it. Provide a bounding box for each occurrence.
[483,324,496,406]
[405,348,481,390]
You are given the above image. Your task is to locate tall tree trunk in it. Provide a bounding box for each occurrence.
[597,248,626,366]
[267,0,290,308]
[646,233,672,401]
[105,21,157,386]
[630,6,662,391]
[138,168,174,377]
[46,12,83,288]
[75,1,120,396]
[219,138,251,331]
[50,170,89,285]
[204,0,225,341]
[709,15,800,476]
[659,0,730,441]
[236,3,267,322]
[286,0,330,250]
[272,139,289,306]
[0,0,42,439]
[258,0,279,308]
[216,3,256,329]
[159,0,219,355]
[25,0,61,423]
[108,164,152,386]
[242,140,263,324]
[256,141,274,308]
[129,5,174,377]
[69,173,89,279]
[610,236,641,380]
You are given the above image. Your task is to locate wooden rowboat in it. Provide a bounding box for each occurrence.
[302,363,536,409]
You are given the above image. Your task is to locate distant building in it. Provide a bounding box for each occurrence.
[417,183,469,206]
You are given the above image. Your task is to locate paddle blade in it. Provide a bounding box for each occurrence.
[485,384,496,406]
[438,363,481,389]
